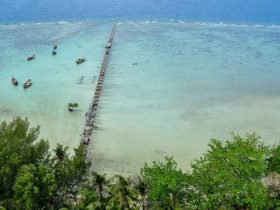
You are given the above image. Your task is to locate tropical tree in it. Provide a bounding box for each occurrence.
[91,172,110,202]
[54,144,69,161]
[190,133,270,209]
[133,176,148,210]
[52,144,90,207]
[68,103,79,112]
[75,187,102,210]
[266,144,280,209]
[0,117,50,203]
[13,164,56,210]
[2,117,280,209]
[107,175,137,209]
[141,157,189,209]
[268,144,280,173]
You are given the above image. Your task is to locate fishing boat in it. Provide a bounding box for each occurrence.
[52,51,57,55]
[53,44,57,50]
[11,77,18,86]
[23,79,32,89]
[76,58,85,64]
[27,54,35,61]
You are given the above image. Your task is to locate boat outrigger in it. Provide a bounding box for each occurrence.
[11,77,18,86]
[27,54,35,61]
[23,79,32,89]
[76,58,85,64]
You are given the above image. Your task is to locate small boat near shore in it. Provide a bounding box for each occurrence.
[27,54,35,61]
[53,44,57,50]
[11,77,18,86]
[52,50,57,55]
[23,79,32,89]
[76,58,85,64]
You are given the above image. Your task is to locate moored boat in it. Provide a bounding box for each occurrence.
[27,54,35,61]
[11,77,18,86]
[53,44,57,50]
[23,79,32,89]
[52,51,57,55]
[76,58,85,64]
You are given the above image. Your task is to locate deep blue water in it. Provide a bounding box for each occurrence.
[1,0,280,24]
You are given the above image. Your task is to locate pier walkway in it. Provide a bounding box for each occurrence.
[80,23,116,158]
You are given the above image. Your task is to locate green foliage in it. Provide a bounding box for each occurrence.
[13,164,56,210]
[141,157,189,209]
[52,144,90,207]
[0,118,90,210]
[107,175,137,209]
[68,103,79,108]
[265,172,280,210]
[133,176,147,210]
[75,187,102,210]
[269,144,280,173]
[267,145,280,209]
[0,117,50,200]
[91,172,110,202]
[1,117,280,210]
[190,133,270,209]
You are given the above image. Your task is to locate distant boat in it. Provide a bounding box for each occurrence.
[53,44,57,50]
[27,54,35,61]
[52,51,57,55]
[11,77,18,86]
[76,58,85,64]
[23,79,32,89]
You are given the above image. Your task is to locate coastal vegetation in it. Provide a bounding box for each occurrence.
[68,103,79,112]
[0,118,280,209]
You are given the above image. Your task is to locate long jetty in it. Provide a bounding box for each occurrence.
[80,23,116,157]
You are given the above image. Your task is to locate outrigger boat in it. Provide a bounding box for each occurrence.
[23,79,32,89]
[76,58,85,64]
[11,77,18,86]
[27,54,35,61]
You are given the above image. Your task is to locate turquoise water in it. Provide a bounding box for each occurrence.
[1,21,280,174]
[0,21,112,148]
[89,21,280,174]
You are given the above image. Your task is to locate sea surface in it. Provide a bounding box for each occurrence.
[1,20,280,174]
[1,0,280,24]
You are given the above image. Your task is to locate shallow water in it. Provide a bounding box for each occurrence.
[88,21,280,175]
[0,21,112,148]
[1,21,280,175]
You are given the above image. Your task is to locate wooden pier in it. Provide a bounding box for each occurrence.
[80,23,116,157]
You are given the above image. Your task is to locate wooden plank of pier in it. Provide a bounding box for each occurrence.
[80,23,117,158]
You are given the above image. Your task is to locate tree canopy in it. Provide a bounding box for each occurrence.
[0,118,280,209]
[190,133,270,209]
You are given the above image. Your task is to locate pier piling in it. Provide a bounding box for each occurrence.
[80,23,117,158]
